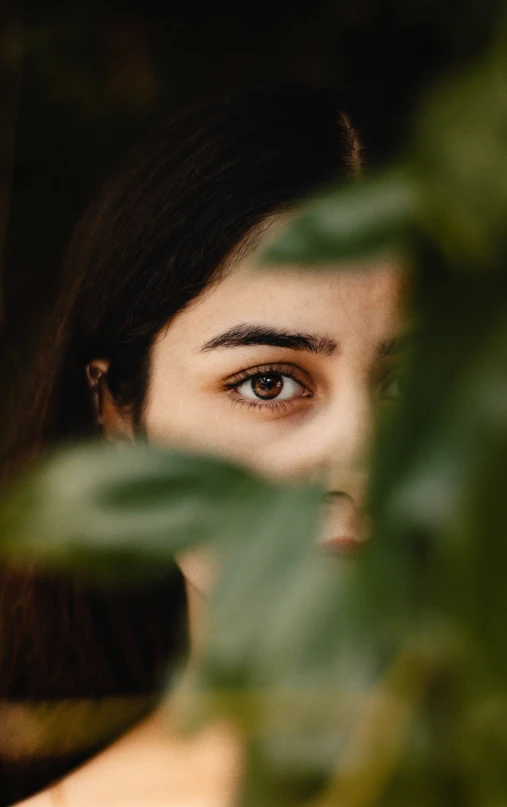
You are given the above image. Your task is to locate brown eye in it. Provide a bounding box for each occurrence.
[251,374,284,399]
[236,372,305,402]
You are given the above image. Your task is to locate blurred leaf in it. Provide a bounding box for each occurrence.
[263,25,507,274]
[0,441,321,583]
[255,20,507,805]
[261,173,416,266]
[413,42,507,269]
[177,452,435,807]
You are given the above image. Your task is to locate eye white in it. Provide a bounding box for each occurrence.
[237,374,303,402]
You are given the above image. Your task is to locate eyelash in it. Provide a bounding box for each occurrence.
[223,363,312,413]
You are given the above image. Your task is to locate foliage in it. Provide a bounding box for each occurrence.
[1,6,507,807]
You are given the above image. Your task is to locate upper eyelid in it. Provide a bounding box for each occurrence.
[223,362,312,388]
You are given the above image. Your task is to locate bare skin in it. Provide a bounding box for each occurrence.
[16,216,404,807]
[143,218,404,599]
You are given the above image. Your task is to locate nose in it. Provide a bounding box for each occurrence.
[319,382,373,516]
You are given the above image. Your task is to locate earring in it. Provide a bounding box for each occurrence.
[85,362,106,425]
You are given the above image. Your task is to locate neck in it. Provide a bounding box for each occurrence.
[184,577,208,665]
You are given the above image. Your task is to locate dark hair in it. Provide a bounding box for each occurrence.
[0,85,361,804]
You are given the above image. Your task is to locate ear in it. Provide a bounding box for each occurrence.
[86,359,135,442]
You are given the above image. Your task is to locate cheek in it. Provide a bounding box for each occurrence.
[145,392,303,476]
[145,389,327,485]
[142,354,296,473]
[143,343,366,486]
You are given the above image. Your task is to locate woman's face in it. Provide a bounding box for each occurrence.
[140,217,405,595]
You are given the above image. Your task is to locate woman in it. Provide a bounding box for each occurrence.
[1,85,404,806]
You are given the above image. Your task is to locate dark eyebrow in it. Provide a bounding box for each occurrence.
[201,324,338,356]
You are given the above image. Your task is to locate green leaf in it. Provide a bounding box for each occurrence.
[261,172,416,266]
[178,458,428,807]
[0,440,319,582]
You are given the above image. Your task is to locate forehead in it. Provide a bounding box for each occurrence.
[154,205,405,354]
[229,251,399,311]
[176,253,404,346]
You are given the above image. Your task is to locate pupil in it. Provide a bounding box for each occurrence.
[252,374,283,399]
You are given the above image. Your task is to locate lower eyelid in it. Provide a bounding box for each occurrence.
[225,388,312,415]
[228,394,292,411]
[226,395,307,417]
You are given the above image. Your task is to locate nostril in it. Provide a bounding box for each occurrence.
[323,467,368,509]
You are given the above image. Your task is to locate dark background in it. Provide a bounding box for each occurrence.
[0,0,501,399]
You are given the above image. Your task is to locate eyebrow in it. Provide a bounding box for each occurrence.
[201,324,338,356]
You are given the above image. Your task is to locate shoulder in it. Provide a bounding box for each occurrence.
[12,710,243,807]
